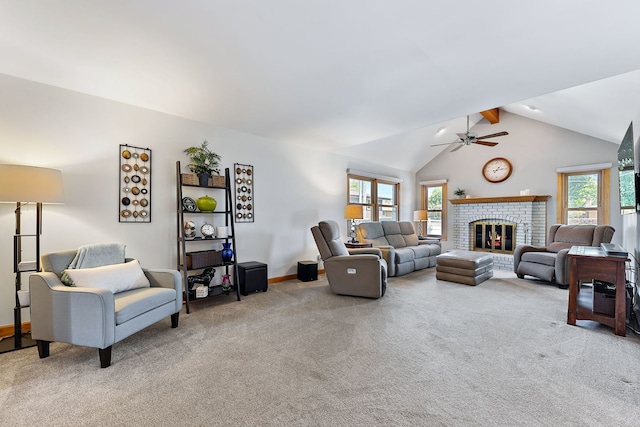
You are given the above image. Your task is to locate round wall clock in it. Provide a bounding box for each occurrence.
[482,157,513,183]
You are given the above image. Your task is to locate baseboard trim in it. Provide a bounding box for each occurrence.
[0,322,31,339]
[268,270,325,284]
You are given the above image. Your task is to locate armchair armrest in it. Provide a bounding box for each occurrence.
[324,255,384,298]
[29,272,116,349]
[513,245,548,272]
[555,248,571,286]
[347,247,383,258]
[143,268,183,311]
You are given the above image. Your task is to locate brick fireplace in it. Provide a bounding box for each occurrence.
[450,195,550,269]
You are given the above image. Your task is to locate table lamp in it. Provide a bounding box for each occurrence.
[0,164,64,353]
[344,204,363,243]
[413,210,427,237]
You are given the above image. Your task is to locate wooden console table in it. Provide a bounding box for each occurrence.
[567,246,629,336]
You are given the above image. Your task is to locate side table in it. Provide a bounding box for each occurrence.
[567,245,629,336]
[345,242,372,249]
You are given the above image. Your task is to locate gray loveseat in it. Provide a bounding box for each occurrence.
[30,249,182,367]
[355,221,441,276]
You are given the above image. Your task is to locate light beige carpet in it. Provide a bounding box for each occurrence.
[1,269,640,426]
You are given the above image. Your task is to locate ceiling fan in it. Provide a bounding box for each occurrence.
[432,115,508,152]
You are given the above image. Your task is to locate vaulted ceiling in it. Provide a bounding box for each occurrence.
[2,1,640,171]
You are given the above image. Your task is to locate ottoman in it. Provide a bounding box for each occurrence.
[436,250,493,286]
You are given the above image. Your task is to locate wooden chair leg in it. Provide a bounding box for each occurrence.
[171,312,179,328]
[36,340,50,359]
[99,346,112,368]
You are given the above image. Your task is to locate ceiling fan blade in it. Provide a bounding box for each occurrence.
[456,132,468,139]
[476,131,508,139]
[431,142,454,147]
[450,143,464,152]
[473,140,499,147]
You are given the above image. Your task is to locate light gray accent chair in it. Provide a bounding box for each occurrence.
[311,220,387,298]
[355,221,441,276]
[514,224,615,288]
[29,249,183,368]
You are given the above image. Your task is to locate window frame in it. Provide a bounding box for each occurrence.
[557,168,609,225]
[347,173,400,222]
[421,182,447,240]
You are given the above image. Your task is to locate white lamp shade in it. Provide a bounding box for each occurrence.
[413,210,427,221]
[0,164,65,203]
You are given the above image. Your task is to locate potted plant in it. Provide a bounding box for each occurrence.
[454,187,466,198]
[183,140,222,186]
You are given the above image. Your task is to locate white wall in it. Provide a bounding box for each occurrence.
[0,74,414,325]
[416,111,622,252]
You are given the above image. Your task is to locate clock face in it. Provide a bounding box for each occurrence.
[201,223,215,238]
[482,157,512,183]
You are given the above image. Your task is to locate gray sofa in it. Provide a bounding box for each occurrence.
[355,221,441,276]
[514,224,615,288]
[29,249,182,367]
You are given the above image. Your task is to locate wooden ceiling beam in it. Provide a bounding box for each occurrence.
[480,108,500,124]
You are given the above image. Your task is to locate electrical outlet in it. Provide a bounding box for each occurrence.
[347,268,356,274]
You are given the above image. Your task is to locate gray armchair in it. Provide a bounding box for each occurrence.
[311,220,387,298]
[29,249,182,368]
[514,224,615,288]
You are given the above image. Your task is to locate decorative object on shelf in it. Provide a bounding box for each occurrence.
[182,197,197,212]
[222,242,234,262]
[196,195,217,212]
[454,187,465,198]
[0,164,65,353]
[201,222,215,238]
[119,144,151,222]
[216,226,228,238]
[344,204,363,243]
[184,220,196,238]
[234,163,254,222]
[183,140,222,187]
[221,274,231,292]
[482,157,513,183]
[187,267,216,290]
[413,210,428,237]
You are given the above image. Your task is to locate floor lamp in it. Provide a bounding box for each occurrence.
[413,210,427,238]
[344,204,363,243]
[0,164,64,353]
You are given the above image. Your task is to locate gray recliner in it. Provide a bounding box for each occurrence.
[29,249,182,368]
[514,224,615,288]
[311,220,387,298]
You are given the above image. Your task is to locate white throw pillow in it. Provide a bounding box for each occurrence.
[63,260,150,294]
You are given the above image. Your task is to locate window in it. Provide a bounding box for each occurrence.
[348,174,399,221]
[558,169,609,225]
[421,182,447,240]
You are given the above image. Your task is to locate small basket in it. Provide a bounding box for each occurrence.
[181,174,199,185]
[186,250,222,269]
[211,175,226,187]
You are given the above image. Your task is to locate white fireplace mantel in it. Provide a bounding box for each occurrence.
[451,195,551,269]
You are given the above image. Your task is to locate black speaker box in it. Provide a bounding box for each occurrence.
[238,261,268,296]
[297,261,318,282]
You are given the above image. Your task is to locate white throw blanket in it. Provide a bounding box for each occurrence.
[68,243,126,269]
[60,243,126,286]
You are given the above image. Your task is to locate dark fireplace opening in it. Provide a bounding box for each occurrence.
[472,221,516,254]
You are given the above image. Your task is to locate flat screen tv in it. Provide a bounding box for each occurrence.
[618,122,636,214]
